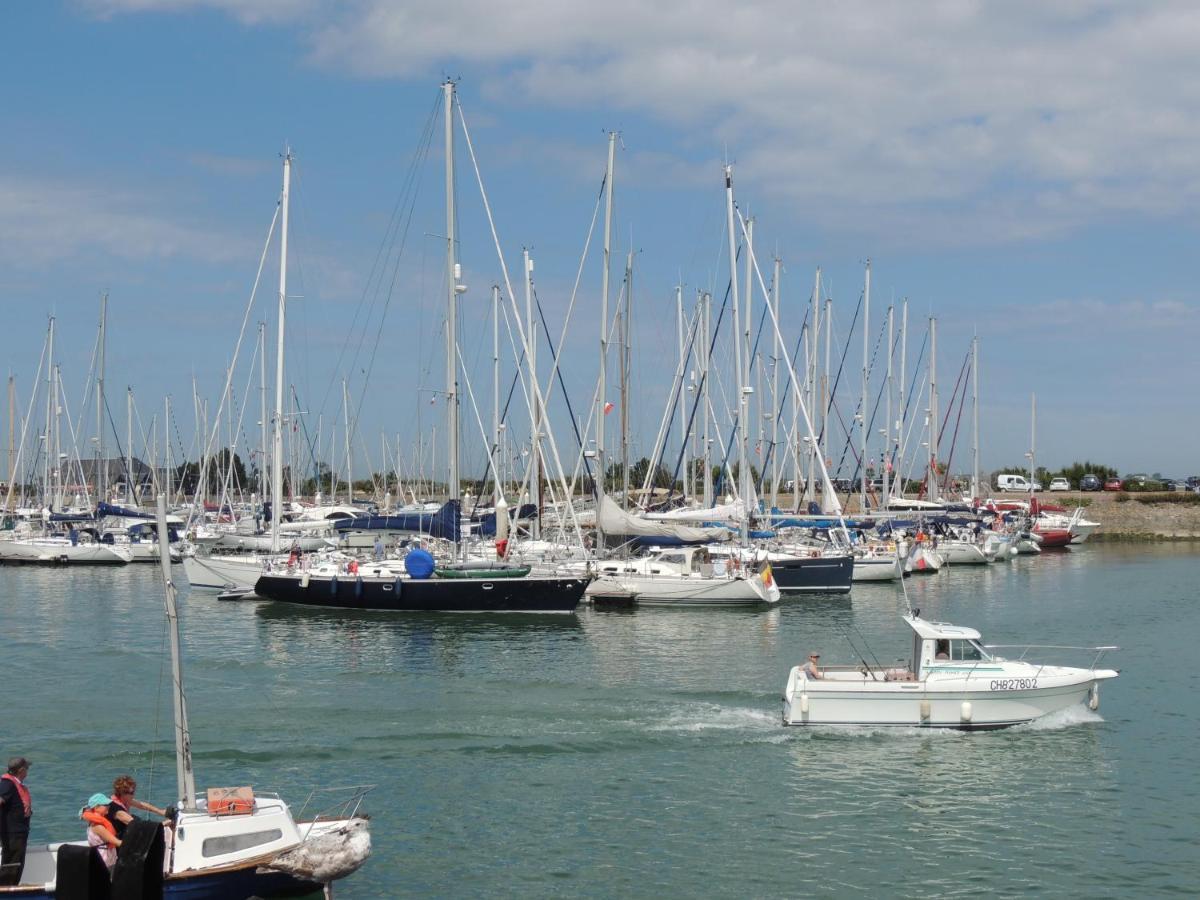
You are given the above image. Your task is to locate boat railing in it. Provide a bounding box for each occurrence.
[293,784,375,840]
[984,644,1120,670]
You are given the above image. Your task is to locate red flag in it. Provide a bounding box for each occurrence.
[603,402,614,415]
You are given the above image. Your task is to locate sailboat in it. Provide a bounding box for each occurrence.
[1,495,372,897]
[254,81,589,613]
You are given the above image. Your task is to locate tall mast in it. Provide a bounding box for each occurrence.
[164,395,173,503]
[154,493,195,808]
[742,217,754,515]
[675,284,687,503]
[342,378,351,503]
[620,249,632,509]
[524,249,540,538]
[492,285,501,503]
[928,316,938,502]
[701,291,713,508]
[1029,393,1036,494]
[884,304,893,504]
[972,333,980,499]
[860,260,870,512]
[723,165,749,544]
[597,131,616,526]
[805,268,820,507]
[270,150,291,553]
[44,318,54,508]
[6,375,14,511]
[821,296,832,510]
[258,321,267,503]
[96,293,107,501]
[770,256,781,510]
[126,387,134,506]
[443,79,461,513]
[897,299,907,502]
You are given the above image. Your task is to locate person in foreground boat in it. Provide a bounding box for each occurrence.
[0,758,32,886]
[106,775,172,840]
[80,795,120,870]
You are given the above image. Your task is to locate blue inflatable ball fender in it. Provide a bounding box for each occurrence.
[405,547,435,579]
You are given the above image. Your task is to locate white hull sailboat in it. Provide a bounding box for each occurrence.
[586,546,779,607]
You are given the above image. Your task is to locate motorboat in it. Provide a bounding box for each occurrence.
[782,614,1118,729]
[586,545,779,607]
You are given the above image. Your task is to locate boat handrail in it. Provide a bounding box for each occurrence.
[984,643,1119,667]
[293,784,375,841]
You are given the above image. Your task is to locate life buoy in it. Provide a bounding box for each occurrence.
[347,559,359,575]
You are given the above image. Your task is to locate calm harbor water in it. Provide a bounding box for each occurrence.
[3,543,1198,897]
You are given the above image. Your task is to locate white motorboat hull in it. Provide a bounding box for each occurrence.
[216,532,330,552]
[852,555,902,582]
[783,668,1118,729]
[586,572,779,606]
[938,541,989,565]
[183,553,273,589]
[0,538,132,565]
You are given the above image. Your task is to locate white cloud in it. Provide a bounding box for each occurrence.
[78,1,1200,246]
[0,175,247,266]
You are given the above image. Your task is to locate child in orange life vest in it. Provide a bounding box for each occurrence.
[82,793,121,869]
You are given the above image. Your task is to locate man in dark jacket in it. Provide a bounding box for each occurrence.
[0,756,32,885]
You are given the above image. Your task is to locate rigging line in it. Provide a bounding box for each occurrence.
[937,348,972,449]
[347,102,439,441]
[891,330,928,475]
[316,92,440,420]
[458,99,581,529]
[940,349,973,493]
[754,313,811,498]
[187,202,280,532]
[843,317,891,493]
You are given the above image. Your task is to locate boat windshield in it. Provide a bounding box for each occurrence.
[950,639,991,662]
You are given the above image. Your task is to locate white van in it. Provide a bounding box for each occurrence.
[996,474,1031,492]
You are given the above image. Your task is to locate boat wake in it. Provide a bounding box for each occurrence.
[1013,704,1104,731]
[647,703,778,734]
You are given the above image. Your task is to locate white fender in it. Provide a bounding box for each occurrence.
[1088,683,1100,711]
[960,701,973,723]
[919,699,931,722]
[799,693,810,715]
[300,572,310,589]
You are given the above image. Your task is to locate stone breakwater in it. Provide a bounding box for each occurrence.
[832,491,1200,540]
[1075,492,1200,541]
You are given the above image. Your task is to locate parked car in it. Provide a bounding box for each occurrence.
[1080,474,1102,491]
[1123,474,1147,489]
[996,474,1042,492]
[1103,477,1123,491]
[1161,478,1187,492]
[1048,477,1069,491]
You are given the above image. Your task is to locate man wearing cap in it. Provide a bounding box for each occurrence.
[802,653,823,679]
[0,757,32,885]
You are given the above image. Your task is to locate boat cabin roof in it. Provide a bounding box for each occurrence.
[903,615,982,641]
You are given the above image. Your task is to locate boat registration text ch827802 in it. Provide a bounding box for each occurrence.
[990,678,1038,691]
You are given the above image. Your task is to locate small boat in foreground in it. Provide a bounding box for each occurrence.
[782,614,1118,730]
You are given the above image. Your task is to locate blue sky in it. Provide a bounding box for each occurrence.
[2,1,1198,488]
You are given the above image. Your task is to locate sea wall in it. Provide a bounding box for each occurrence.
[1075,492,1200,541]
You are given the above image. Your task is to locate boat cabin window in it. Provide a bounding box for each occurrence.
[201,828,283,858]
[658,553,686,566]
[949,639,987,661]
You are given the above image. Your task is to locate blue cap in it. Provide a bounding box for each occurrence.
[87,793,111,809]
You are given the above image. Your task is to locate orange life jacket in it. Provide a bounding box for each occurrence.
[82,809,118,844]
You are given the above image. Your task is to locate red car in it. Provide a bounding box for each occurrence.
[1103,478,1123,491]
